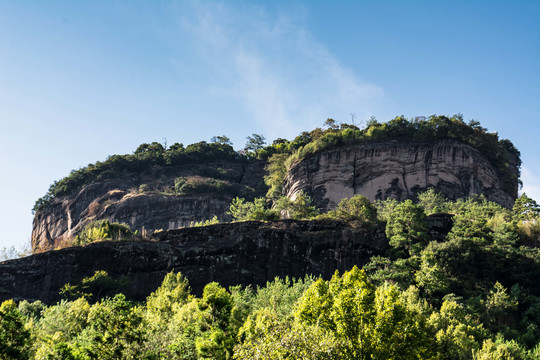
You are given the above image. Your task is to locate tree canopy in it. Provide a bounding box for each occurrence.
[12,191,540,358]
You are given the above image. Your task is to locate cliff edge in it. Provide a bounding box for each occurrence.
[32,160,266,253]
[283,139,518,212]
[4,220,387,304]
[2,216,454,304]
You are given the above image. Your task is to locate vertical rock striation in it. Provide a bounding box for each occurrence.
[283,140,518,211]
[32,161,267,253]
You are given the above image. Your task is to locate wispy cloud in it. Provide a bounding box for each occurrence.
[521,165,540,203]
[174,1,384,139]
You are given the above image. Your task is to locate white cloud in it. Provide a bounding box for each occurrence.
[520,165,540,203]
[175,1,384,139]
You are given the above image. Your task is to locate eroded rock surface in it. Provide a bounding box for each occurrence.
[283,140,518,211]
[1,216,455,304]
[32,161,266,253]
[3,220,388,304]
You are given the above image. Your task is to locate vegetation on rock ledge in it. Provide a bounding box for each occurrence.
[33,115,521,215]
[7,192,540,359]
[33,141,242,213]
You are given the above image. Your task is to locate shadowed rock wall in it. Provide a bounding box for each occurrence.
[1,215,453,304]
[4,220,387,304]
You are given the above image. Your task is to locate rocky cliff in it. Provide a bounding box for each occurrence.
[3,220,386,304]
[1,216,453,304]
[283,139,518,211]
[32,139,517,253]
[32,161,266,253]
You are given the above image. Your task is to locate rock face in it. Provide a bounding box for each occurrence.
[2,220,388,304]
[33,138,518,253]
[1,216,454,304]
[32,161,266,253]
[283,140,518,211]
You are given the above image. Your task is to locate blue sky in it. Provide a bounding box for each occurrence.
[0,0,539,250]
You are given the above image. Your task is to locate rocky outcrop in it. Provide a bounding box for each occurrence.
[32,161,267,253]
[3,220,387,304]
[283,140,518,211]
[33,138,517,254]
[1,216,454,304]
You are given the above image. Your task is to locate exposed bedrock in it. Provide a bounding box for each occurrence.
[1,216,453,304]
[3,220,384,304]
[283,140,517,211]
[31,161,266,253]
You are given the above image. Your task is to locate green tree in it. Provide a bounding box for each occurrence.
[483,282,519,334]
[385,199,429,255]
[428,296,487,359]
[513,194,540,244]
[447,196,504,244]
[81,294,144,360]
[264,153,289,201]
[146,272,192,328]
[211,135,233,146]
[140,272,195,359]
[60,270,130,303]
[473,335,535,360]
[324,118,339,130]
[373,198,399,222]
[415,242,451,298]
[274,192,319,220]
[74,220,136,246]
[235,310,340,360]
[319,194,378,224]
[160,298,213,360]
[417,188,449,215]
[168,142,184,152]
[513,194,540,222]
[228,197,253,221]
[364,256,420,289]
[0,300,31,360]
[17,300,46,323]
[250,276,315,320]
[34,297,91,356]
[295,267,434,359]
[135,142,166,155]
[195,283,237,360]
[244,134,266,153]
[228,197,279,222]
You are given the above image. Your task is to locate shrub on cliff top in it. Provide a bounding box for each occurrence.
[33,141,242,213]
[317,194,379,224]
[33,115,521,215]
[280,115,520,197]
[229,197,280,221]
[256,115,520,211]
[174,176,253,198]
[74,220,137,246]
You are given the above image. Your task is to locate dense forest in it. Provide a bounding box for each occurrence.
[3,190,540,359]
